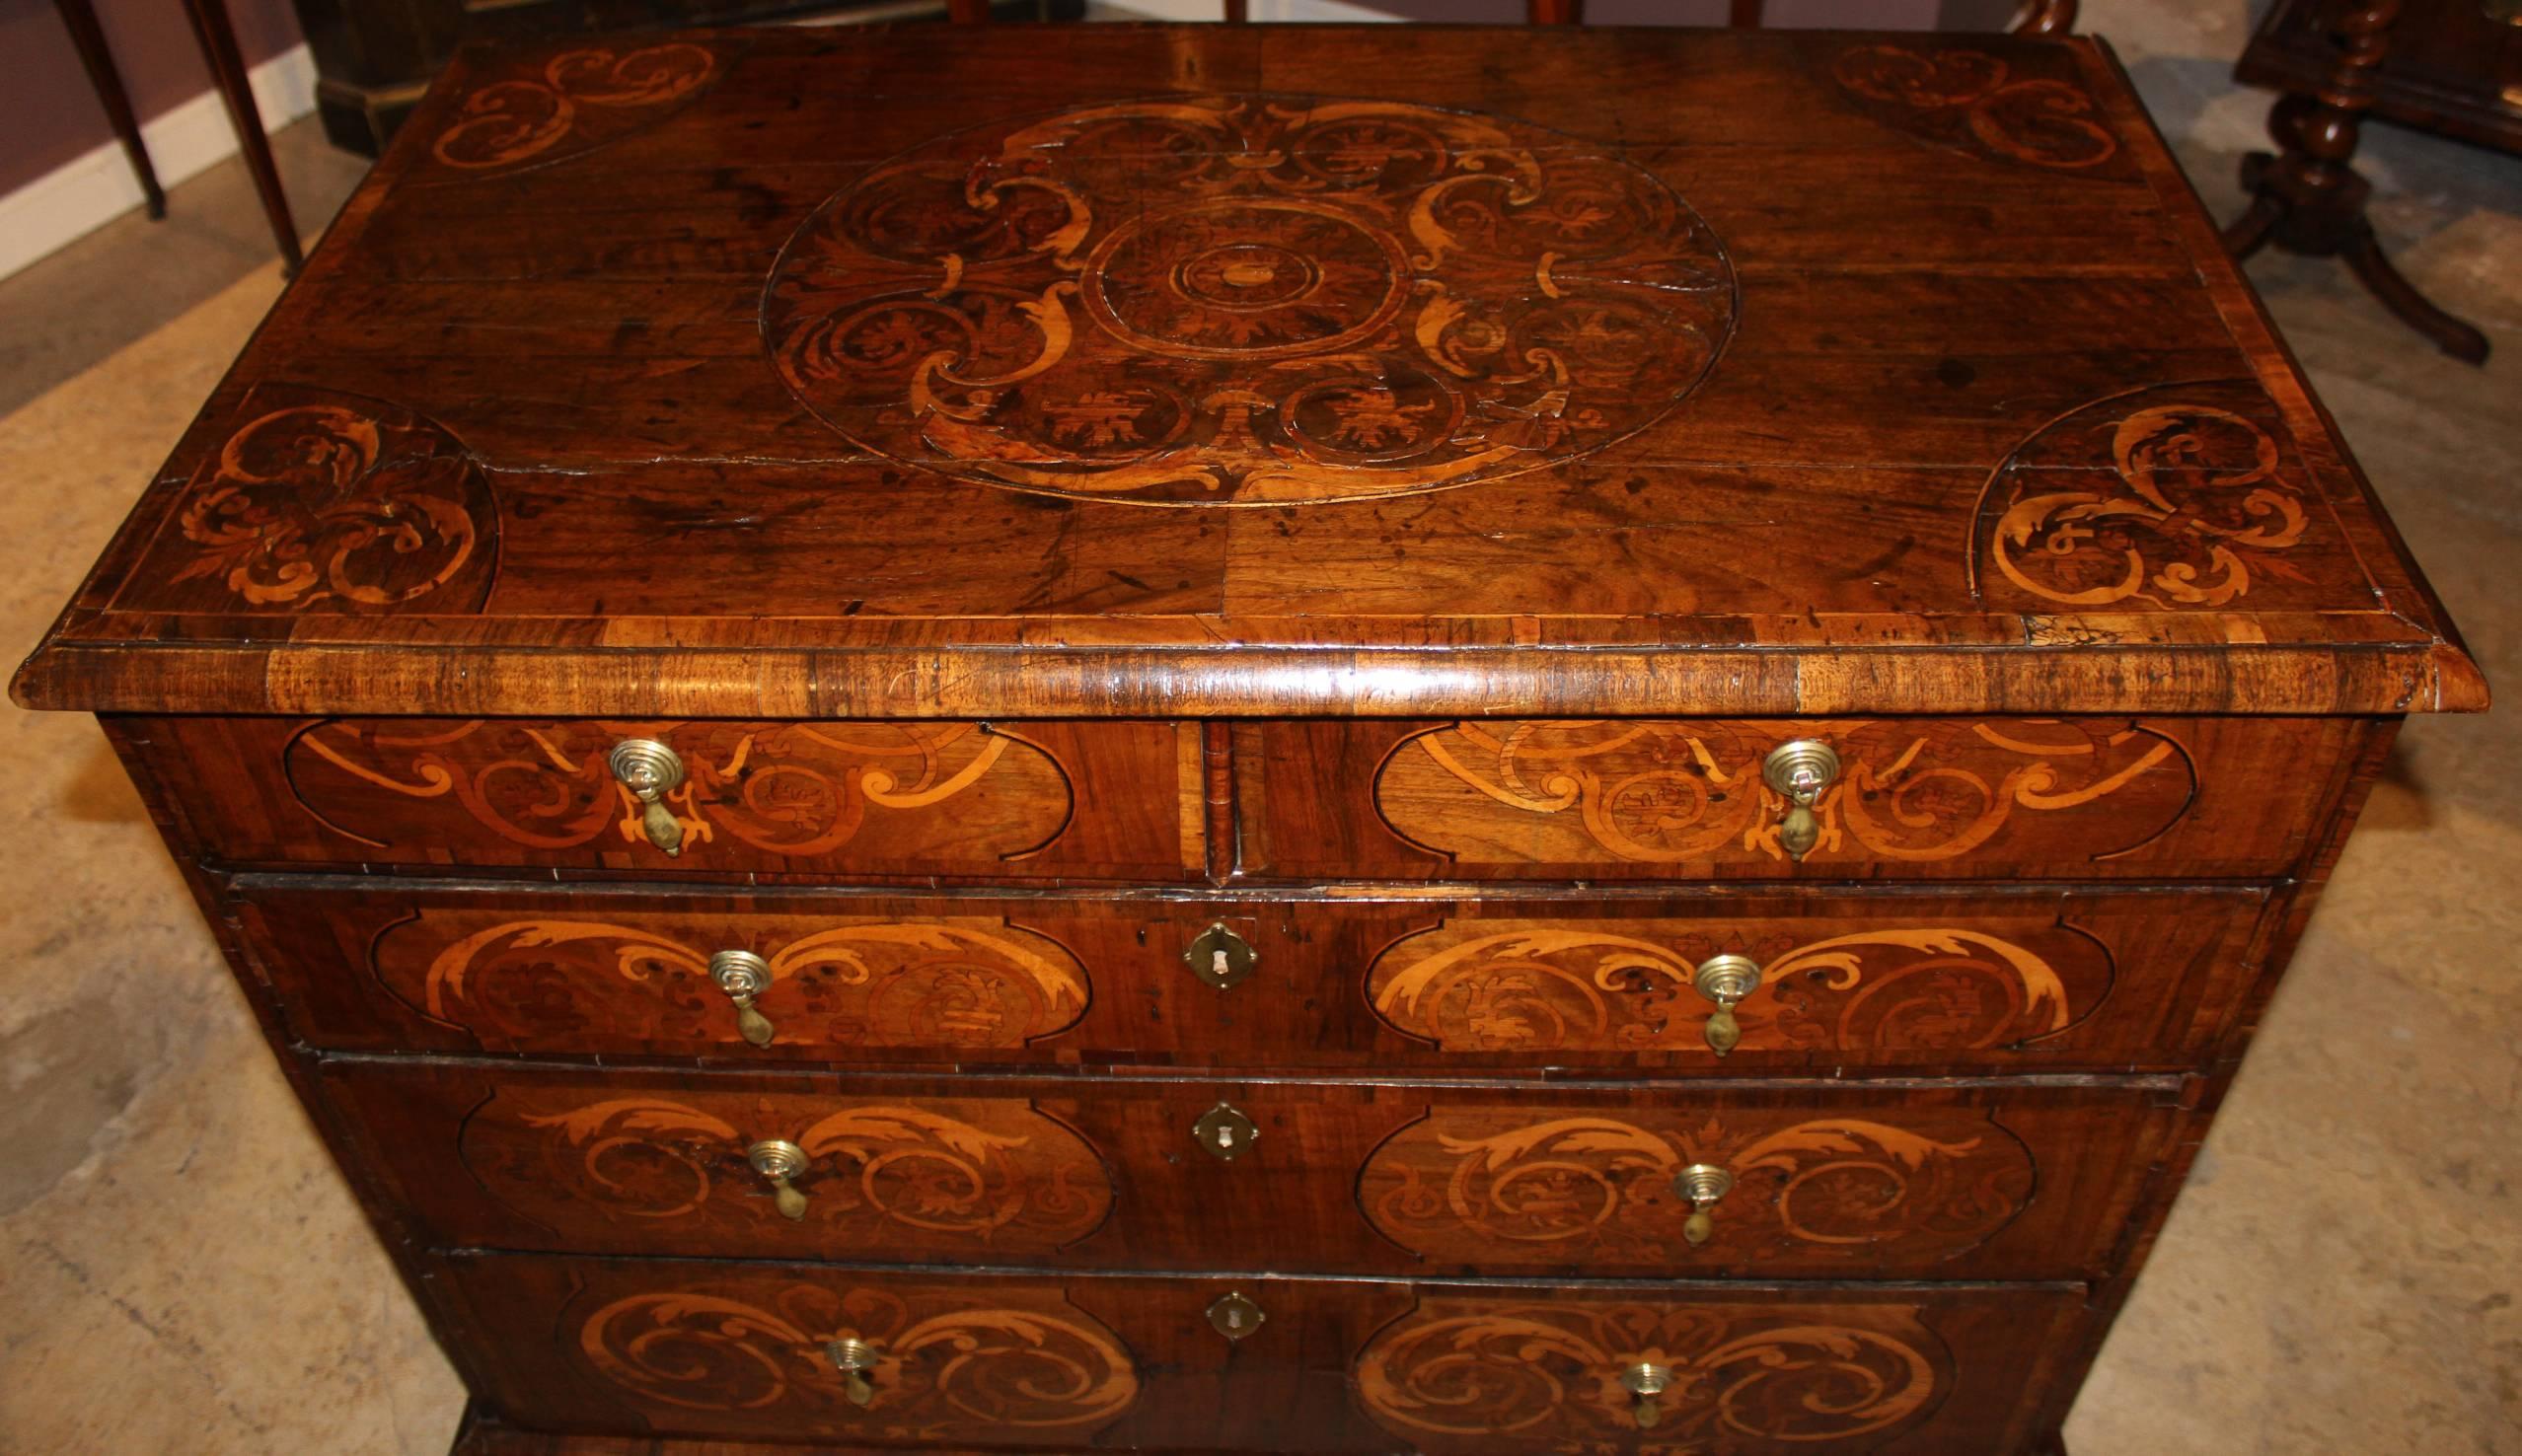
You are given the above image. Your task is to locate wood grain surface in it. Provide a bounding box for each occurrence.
[7,26,2482,719]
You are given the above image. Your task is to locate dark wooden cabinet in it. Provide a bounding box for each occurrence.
[11,21,2484,1456]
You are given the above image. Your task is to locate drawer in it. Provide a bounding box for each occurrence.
[437,1252,2083,1454]
[110,716,1201,880]
[1245,716,2367,882]
[239,882,2271,1074]
[323,1063,2177,1281]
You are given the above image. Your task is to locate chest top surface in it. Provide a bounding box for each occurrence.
[9,24,2484,720]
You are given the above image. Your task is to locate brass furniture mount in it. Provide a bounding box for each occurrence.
[708,949,776,1046]
[1691,953,1763,1056]
[1621,1361,1674,1429]
[746,1138,809,1220]
[607,738,687,856]
[825,1337,880,1407]
[1762,739,1840,861]
[1674,1162,1736,1247]
[1184,921,1258,990]
[1207,1291,1266,1341]
[1193,1101,1258,1161]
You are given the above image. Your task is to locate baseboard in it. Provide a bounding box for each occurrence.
[0,40,317,282]
[1101,0,1401,21]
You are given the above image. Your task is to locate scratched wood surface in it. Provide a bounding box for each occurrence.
[6,25,2484,718]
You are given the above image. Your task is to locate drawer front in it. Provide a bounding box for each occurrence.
[440,1253,2082,1454]
[1246,716,2364,882]
[112,716,1200,880]
[324,1064,2174,1280]
[241,883,2269,1074]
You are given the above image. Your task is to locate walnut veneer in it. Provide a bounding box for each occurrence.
[10,21,2485,1456]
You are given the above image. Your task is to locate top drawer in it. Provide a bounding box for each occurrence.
[111,717,1202,882]
[1244,716,2366,883]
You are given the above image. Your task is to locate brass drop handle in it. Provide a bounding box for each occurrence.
[710,949,776,1047]
[1691,953,1762,1056]
[826,1337,881,1408]
[1673,1163,1735,1248]
[1620,1361,1673,1429]
[608,739,688,856]
[1761,739,1840,862]
[747,1138,810,1220]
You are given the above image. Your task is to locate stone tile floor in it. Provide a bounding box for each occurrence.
[0,3,2515,1451]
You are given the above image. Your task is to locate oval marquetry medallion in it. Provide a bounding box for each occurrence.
[1356,1297,1947,1452]
[391,913,1089,1053]
[1366,917,2104,1057]
[763,94,1737,506]
[1375,717,2198,869]
[1358,1106,2035,1269]
[578,1280,1137,1438]
[460,1090,1113,1256]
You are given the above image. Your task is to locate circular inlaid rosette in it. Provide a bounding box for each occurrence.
[763,95,1738,506]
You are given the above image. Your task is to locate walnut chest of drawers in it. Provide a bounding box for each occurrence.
[9,20,2486,1456]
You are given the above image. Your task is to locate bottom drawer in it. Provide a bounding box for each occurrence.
[435,1253,2084,1454]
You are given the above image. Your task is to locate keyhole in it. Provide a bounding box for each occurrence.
[1225,1308,1245,1329]
[1217,1127,1234,1148]
[1213,949,1230,977]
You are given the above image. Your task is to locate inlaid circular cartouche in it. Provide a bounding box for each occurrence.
[763,94,1738,506]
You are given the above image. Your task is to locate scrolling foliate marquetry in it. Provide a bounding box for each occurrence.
[1360,1109,2034,1270]
[283,720,1070,862]
[1367,919,2095,1057]
[1830,43,2122,172]
[115,386,493,616]
[1356,1298,1946,1453]
[1971,380,2344,612]
[394,914,1087,1052]
[466,1092,1110,1253]
[1376,719,2196,870]
[576,1281,1137,1437]
[763,94,1736,506]
[430,41,726,174]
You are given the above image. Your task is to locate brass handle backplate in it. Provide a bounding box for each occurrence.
[608,738,688,856]
[1761,739,1840,862]
[1183,921,1258,990]
[1621,1361,1673,1429]
[826,1337,881,1407]
[1193,1101,1258,1161]
[748,1138,810,1220]
[1691,953,1762,1056]
[710,949,776,1047]
[1674,1162,1736,1248]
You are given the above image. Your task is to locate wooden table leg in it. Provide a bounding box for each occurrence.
[54,0,166,220]
[2224,0,2489,363]
[177,0,303,274]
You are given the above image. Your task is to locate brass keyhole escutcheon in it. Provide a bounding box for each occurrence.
[1193,1101,1258,1161]
[1621,1361,1673,1429]
[1691,954,1762,1056]
[826,1337,881,1408]
[1674,1163,1735,1248]
[1184,922,1258,990]
[1207,1291,1266,1341]
[747,1138,810,1220]
[608,738,688,856]
[710,949,776,1047]
[1761,739,1839,862]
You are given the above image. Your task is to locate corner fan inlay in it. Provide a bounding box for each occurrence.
[764,94,1737,505]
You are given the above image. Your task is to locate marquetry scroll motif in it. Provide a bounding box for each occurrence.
[1375,718,2196,869]
[763,94,1737,506]
[464,1091,1111,1253]
[283,720,1071,862]
[1971,380,2342,612]
[1359,1107,2035,1269]
[117,386,493,615]
[1830,43,2121,172]
[576,1280,1137,1436]
[392,914,1088,1053]
[430,41,727,174]
[1367,919,2099,1057]
[1355,1297,1946,1452]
